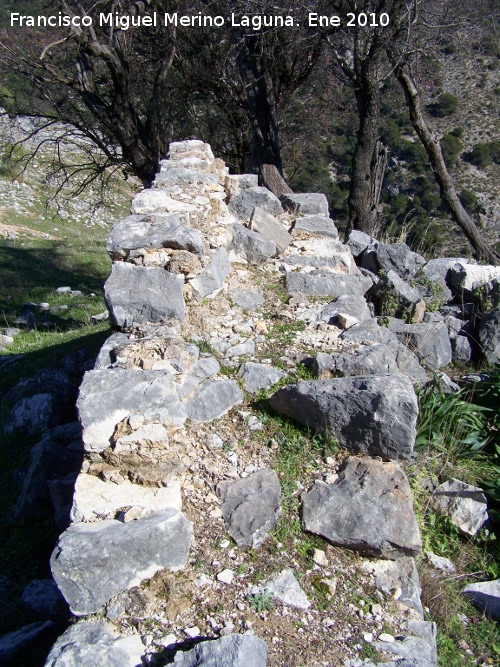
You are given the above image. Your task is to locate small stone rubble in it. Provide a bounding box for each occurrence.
[9,138,500,665]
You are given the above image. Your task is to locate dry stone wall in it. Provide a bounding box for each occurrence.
[42,139,447,666]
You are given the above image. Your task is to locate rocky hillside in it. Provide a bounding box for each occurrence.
[2,139,500,666]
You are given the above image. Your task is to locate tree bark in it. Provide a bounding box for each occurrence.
[396,66,500,265]
[259,163,293,198]
[371,140,387,219]
[345,68,381,238]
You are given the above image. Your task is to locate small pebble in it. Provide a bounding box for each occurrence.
[217,569,234,585]
[184,626,200,638]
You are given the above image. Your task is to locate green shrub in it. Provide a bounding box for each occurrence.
[440,133,463,167]
[443,42,457,55]
[489,140,500,164]
[467,143,491,168]
[400,139,429,173]
[459,189,479,214]
[450,127,464,138]
[427,93,459,118]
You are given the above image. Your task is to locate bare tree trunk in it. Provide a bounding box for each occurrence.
[371,140,387,217]
[396,66,500,265]
[260,164,293,198]
[345,70,381,238]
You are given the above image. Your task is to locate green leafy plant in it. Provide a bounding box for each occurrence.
[247,590,274,613]
[416,375,490,462]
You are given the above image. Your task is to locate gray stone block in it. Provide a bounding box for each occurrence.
[230,224,277,264]
[292,215,339,239]
[172,633,268,667]
[374,243,426,280]
[43,621,145,667]
[388,320,452,369]
[230,289,264,311]
[479,307,500,364]
[346,230,374,258]
[185,379,243,422]
[286,271,372,297]
[104,263,185,327]
[361,557,423,618]
[78,368,185,453]
[462,580,500,619]
[318,294,372,324]
[301,457,421,559]
[373,270,422,314]
[217,469,281,549]
[106,213,204,260]
[21,580,67,620]
[153,167,219,187]
[0,621,53,663]
[229,186,282,220]
[249,207,291,253]
[313,345,399,379]
[190,247,230,301]
[238,362,286,394]
[432,478,488,536]
[281,193,329,216]
[270,374,418,460]
[50,509,192,615]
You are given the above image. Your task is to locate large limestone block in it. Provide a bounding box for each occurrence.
[50,509,192,615]
[388,320,452,369]
[104,263,185,327]
[172,633,268,667]
[130,189,199,215]
[346,230,374,258]
[291,215,339,239]
[281,192,329,216]
[106,213,204,260]
[339,320,429,384]
[270,374,418,460]
[229,223,277,264]
[462,580,500,619]
[361,557,423,618]
[301,457,422,558]
[70,474,182,523]
[238,362,286,394]
[217,469,281,549]
[190,247,230,301]
[153,167,219,188]
[185,379,243,422]
[313,345,399,379]
[168,139,215,161]
[286,271,372,297]
[44,621,144,667]
[448,262,500,294]
[318,294,372,324]
[432,478,488,536]
[249,206,291,253]
[362,242,426,280]
[479,306,500,364]
[229,186,282,220]
[78,368,185,453]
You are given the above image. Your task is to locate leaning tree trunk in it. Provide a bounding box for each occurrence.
[397,66,500,265]
[345,69,381,238]
[371,140,387,218]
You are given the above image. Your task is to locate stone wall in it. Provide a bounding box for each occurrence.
[11,138,500,665]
